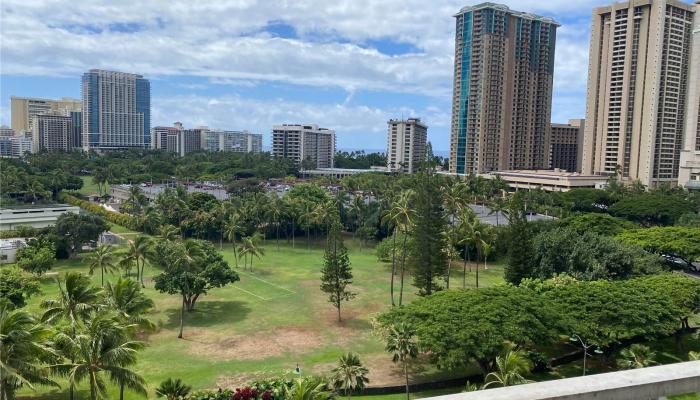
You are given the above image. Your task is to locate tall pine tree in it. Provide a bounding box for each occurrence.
[504,195,534,284]
[321,219,355,322]
[411,145,448,296]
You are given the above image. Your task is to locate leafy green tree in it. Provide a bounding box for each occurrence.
[483,345,533,388]
[0,304,58,399]
[609,194,694,226]
[156,378,191,400]
[411,174,447,296]
[152,240,239,338]
[52,313,146,400]
[386,323,419,400]
[331,353,370,399]
[0,268,40,309]
[560,213,637,236]
[617,226,700,267]
[16,238,56,276]
[320,221,355,322]
[616,344,657,369]
[54,213,109,257]
[88,244,118,287]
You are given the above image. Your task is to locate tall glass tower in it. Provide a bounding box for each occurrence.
[449,3,558,175]
[81,69,150,151]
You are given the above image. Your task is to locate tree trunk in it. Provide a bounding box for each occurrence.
[101,267,104,287]
[337,302,342,322]
[475,257,479,289]
[233,239,239,268]
[399,231,409,306]
[404,362,410,400]
[277,224,280,250]
[178,296,185,339]
[390,229,397,306]
[140,260,146,288]
[463,245,468,289]
[446,258,452,289]
[120,383,124,400]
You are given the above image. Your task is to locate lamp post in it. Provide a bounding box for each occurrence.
[569,334,602,376]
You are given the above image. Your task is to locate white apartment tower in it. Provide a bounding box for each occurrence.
[387,118,428,173]
[679,0,700,189]
[272,124,336,168]
[582,0,697,187]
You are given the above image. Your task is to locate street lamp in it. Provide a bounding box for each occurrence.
[569,334,602,376]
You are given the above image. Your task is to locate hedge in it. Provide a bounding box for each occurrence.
[58,192,143,232]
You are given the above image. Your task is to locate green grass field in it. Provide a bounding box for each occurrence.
[16,237,505,399]
[77,176,108,196]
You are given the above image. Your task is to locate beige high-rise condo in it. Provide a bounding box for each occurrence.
[449,3,558,175]
[678,1,700,189]
[386,118,427,173]
[582,0,696,187]
[272,124,336,168]
[10,96,80,134]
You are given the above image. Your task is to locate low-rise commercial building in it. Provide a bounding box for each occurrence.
[0,136,33,158]
[482,169,608,192]
[0,204,80,231]
[0,238,27,264]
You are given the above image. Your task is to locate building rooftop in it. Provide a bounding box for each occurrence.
[455,2,560,26]
[0,204,75,210]
[493,170,606,180]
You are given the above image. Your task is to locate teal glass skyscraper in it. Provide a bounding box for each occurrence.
[82,69,150,151]
[449,3,558,175]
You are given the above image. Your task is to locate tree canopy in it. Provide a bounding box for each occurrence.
[609,194,695,226]
[560,213,637,236]
[617,226,700,265]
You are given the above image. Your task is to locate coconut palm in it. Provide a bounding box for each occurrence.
[105,278,155,331]
[88,244,117,287]
[41,272,102,400]
[284,377,332,400]
[443,225,460,289]
[52,314,146,400]
[457,210,477,288]
[41,272,102,334]
[386,190,414,306]
[617,344,658,369]
[488,196,508,226]
[224,213,243,268]
[239,233,265,272]
[483,346,533,388]
[331,353,370,399]
[155,378,191,400]
[267,196,286,249]
[159,224,180,241]
[0,305,58,400]
[124,236,152,288]
[386,323,419,400]
[299,203,316,250]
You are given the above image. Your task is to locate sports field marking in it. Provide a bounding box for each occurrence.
[231,285,269,301]
[237,270,296,294]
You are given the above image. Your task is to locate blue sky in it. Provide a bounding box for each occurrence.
[2,0,685,152]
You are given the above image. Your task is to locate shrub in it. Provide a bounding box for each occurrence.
[58,192,142,231]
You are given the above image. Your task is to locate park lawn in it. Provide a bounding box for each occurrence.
[18,237,505,400]
[77,175,108,196]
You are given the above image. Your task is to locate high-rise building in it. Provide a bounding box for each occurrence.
[272,124,335,168]
[449,3,558,175]
[582,0,696,187]
[386,118,428,173]
[70,111,82,149]
[0,126,14,137]
[550,119,585,172]
[179,128,205,156]
[152,124,182,152]
[81,69,151,151]
[679,0,700,189]
[10,96,80,134]
[32,114,74,152]
[0,136,32,158]
[203,130,263,153]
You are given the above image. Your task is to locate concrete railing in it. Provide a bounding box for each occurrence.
[425,361,700,400]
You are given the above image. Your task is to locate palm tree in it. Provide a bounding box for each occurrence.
[41,272,102,334]
[443,225,460,289]
[284,377,332,400]
[240,233,265,272]
[0,305,58,400]
[88,244,118,287]
[52,314,146,400]
[386,190,414,306]
[483,346,533,388]
[457,210,477,288]
[41,272,102,400]
[224,213,243,268]
[155,378,191,400]
[105,278,155,331]
[159,224,180,241]
[488,196,508,226]
[617,344,658,369]
[267,196,286,249]
[386,323,419,400]
[331,353,370,399]
[299,203,316,250]
[124,236,152,288]
[471,222,491,289]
